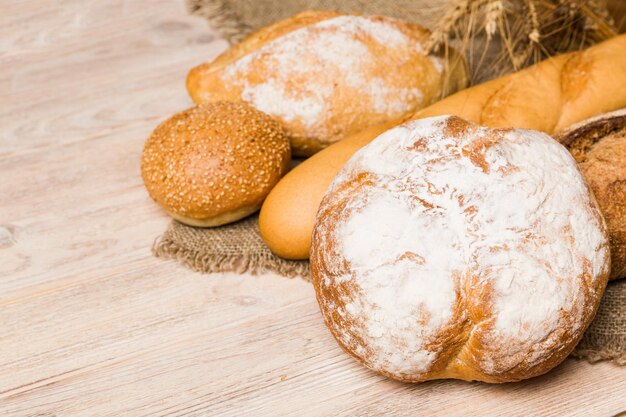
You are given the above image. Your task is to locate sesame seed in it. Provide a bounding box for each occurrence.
[140,101,290,222]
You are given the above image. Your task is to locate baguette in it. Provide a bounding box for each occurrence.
[259,34,626,260]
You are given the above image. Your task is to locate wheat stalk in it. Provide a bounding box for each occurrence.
[428,0,618,84]
[426,0,474,53]
[485,0,505,40]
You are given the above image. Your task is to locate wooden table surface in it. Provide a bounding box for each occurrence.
[1,1,625,416]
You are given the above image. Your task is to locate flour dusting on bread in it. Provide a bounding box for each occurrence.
[311,115,610,382]
[221,15,433,142]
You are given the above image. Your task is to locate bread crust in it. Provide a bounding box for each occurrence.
[310,116,610,383]
[258,118,407,259]
[187,10,467,156]
[141,102,290,226]
[259,34,626,259]
[555,109,626,280]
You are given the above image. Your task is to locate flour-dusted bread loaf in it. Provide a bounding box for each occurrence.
[187,10,467,156]
[555,109,626,280]
[260,33,626,259]
[311,116,610,383]
[141,102,290,227]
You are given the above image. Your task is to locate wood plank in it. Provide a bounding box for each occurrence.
[0,0,624,416]
[0,0,227,155]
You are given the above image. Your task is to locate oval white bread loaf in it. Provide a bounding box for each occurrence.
[259,33,626,259]
[187,10,467,157]
[311,115,610,383]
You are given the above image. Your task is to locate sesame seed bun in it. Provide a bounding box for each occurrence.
[141,102,290,227]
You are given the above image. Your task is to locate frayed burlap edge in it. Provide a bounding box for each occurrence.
[185,0,250,43]
[152,234,311,279]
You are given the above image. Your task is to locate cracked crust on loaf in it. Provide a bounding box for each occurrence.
[311,115,610,383]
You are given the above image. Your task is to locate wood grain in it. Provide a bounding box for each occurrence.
[0,1,624,415]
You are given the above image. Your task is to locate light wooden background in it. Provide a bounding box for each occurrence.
[1,1,624,416]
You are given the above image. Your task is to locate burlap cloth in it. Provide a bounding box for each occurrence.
[153,0,626,365]
[155,215,310,278]
[186,0,445,43]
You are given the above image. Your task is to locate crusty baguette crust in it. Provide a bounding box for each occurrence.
[416,35,626,131]
[259,118,407,259]
[260,34,626,259]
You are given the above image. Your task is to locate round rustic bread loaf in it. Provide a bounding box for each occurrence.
[187,10,467,156]
[555,109,626,280]
[141,102,290,227]
[310,115,610,383]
